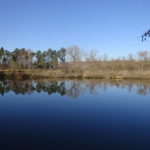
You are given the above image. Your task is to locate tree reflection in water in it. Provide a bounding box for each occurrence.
[0,79,150,97]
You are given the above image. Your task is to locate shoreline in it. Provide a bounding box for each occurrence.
[1,69,150,80]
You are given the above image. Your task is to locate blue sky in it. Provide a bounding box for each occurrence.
[0,0,150,58]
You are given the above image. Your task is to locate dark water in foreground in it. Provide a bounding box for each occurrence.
[0,79,150,150]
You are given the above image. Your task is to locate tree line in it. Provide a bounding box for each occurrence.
[1,45,150,72]
[0,47,66,69]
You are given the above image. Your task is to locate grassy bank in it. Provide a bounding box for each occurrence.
[1,69,150,80]
[1,47,150,80]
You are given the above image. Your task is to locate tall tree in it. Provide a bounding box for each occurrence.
[67,45,81,63]
[51,50,58,68]
[0,47,5,65]
[35,50,45,68]
[43,49,53,68]
[58,48,66,63]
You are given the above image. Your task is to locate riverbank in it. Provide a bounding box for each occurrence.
[1,69,150,80]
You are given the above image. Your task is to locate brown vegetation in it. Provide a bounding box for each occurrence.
[1,46,150,80]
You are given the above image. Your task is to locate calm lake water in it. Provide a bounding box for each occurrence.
[0,79,150,150]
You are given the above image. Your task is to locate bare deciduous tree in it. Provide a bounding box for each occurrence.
[138,51,150,61]
[66,45,81,63]
[85,50,98,61]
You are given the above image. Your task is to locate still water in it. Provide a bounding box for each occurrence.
[0,79,150,150]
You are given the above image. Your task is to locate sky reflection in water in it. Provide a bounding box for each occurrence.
[0,79,150,150]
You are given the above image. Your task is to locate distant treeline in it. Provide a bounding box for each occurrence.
[0,47,66,69]
[1,46,150,73]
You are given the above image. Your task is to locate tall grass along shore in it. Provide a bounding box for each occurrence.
[0,46,150,80]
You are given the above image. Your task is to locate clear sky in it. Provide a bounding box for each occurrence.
[0,0,150,58]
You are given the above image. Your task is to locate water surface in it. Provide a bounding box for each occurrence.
[0,79,150,150]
